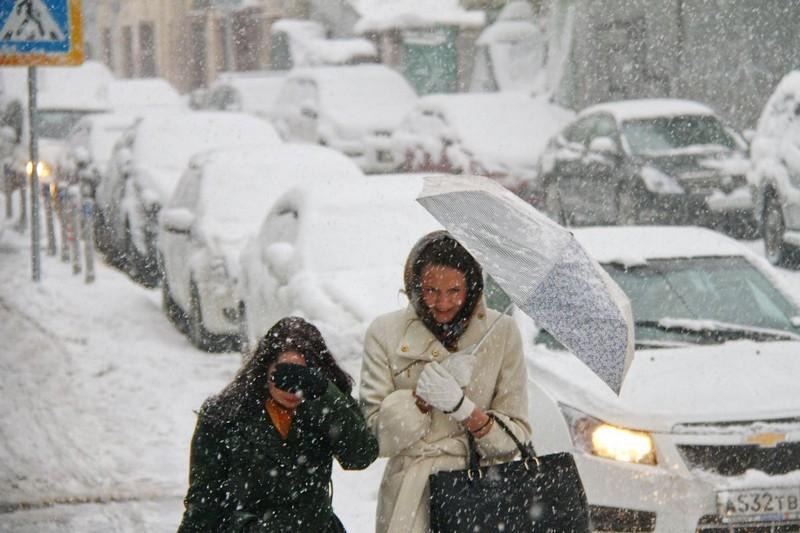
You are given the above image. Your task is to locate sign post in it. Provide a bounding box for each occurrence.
[0,0,84,281]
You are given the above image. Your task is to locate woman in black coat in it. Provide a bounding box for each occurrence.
[177,316,379,532]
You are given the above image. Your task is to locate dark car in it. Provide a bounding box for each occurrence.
[537,99,754,232]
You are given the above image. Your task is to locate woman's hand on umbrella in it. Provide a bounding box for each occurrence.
[416,362,475,421]
[272,363,328,401]
[439,351,476,388]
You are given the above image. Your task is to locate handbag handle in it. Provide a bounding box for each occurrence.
[466,413,537,473]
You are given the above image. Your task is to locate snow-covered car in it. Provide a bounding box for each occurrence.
[94,111,282,287]
[750,70,800,267]
[56,111,138,198]
[0,62,113,190]
[537,99,754,231]
[107,78,185,112]
[158,144,365,351]
[392,92,573,192]
[237,174,440,366]
[270,65,417,173]
[203,71,286,123]
[506,226,800,532]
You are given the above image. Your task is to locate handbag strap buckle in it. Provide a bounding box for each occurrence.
[467,469,484,481]
[523,456,541,471]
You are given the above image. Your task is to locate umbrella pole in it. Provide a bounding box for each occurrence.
[466,302,514,356]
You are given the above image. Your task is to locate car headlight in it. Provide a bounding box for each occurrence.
[561,405,657,465]
[26,160,53,183]
[640,165,683,195]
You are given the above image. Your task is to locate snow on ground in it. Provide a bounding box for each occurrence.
[0,208,383,531]
[2,191,799,531]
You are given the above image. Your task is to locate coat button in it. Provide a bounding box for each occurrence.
[432,350,440,357]
[478,312,486,319]
[401,345,409,352]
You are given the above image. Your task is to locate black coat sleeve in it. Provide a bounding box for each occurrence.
[177,406,233,532]
[306,383,379,471]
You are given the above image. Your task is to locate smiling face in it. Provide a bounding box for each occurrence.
[420,264,467,324]
[267,350,307,409]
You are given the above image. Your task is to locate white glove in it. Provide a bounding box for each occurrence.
[439,350,476,388]
[416,362,475,421]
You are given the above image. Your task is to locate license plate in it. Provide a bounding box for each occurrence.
[377,150,393,163]
[718,487,800,523]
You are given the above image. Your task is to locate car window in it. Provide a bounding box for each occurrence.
[562,116,596,145]
[604,256,800,341]
[169,168,202,209]
[588,114,618,140]
[621,115,738,155]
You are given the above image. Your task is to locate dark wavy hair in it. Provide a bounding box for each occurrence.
[404,231,484,350]
[210,317,353,418]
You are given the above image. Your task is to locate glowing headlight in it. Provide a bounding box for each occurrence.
[562,405,657,465]
[26,160,53,181]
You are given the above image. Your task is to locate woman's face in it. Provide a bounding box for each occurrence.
[267,350,306,410]
[420,264,467,324]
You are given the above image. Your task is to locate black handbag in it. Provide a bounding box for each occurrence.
[429,414,590,533]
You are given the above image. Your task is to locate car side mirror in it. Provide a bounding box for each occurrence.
[115,147,133,176]
[161,207,195,235]
[300,103,318,120]
[262,242,295,284]
[73,145,90,167]
[588,136,619,155]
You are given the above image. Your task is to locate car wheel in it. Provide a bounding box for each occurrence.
[615,187,640,226]
[161,270,187,332]
[188,282,212,351]
[543,180,566,225]
[237,301,249,356]
[763,194,789,266]
[124,219,144,282]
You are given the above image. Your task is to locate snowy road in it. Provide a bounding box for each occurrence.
[1,215,798,532]
[0,222,382,532]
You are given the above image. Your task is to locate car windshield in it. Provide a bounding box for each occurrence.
[621,115,738,155]
[604,256,800,344]
[34,109,102,139]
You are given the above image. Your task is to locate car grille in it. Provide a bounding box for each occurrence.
[696,514,800,532]
[679,443,800,476]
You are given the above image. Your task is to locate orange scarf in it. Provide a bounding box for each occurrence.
[265,397,294,440]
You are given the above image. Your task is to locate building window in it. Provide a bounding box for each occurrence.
[139,22,157,77]
[122,26,134,78]
[102,28,113,69]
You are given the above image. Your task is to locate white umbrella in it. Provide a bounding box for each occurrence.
[417,174,635,394]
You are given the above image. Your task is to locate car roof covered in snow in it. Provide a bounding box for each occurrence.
[108,78,184,112]
[580,99,716,122]
[572,226,753,265]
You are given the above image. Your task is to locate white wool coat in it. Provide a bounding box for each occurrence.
[360,301,531,533]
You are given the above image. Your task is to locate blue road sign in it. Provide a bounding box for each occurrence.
[0,0,83,65]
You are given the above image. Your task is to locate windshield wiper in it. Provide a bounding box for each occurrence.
[635,318,800,343]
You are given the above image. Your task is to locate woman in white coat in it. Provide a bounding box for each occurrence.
[360,230,531,533]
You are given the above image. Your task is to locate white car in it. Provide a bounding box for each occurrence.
[238,174,440,367]
[508,226,800,532]
[392,92,573,192]
[203,71,286,123]
[750,70,800,267]
[158,144,365,351]
[94,111,282,286]
[57,111,138,197]
[271,65,417,173]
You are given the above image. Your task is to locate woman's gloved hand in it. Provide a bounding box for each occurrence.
[438,350,476,388]
[416,362,475,421]
[272,363,328,401]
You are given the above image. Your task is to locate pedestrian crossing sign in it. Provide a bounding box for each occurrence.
[0,0,83,65]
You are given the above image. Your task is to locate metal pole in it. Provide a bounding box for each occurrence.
[28,66,40,282]
[43,183,56,256]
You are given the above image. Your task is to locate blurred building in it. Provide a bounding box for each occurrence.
[545,0,800,130]
[93,0,284,92]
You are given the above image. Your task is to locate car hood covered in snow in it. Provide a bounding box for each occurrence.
[528,340,800,433]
